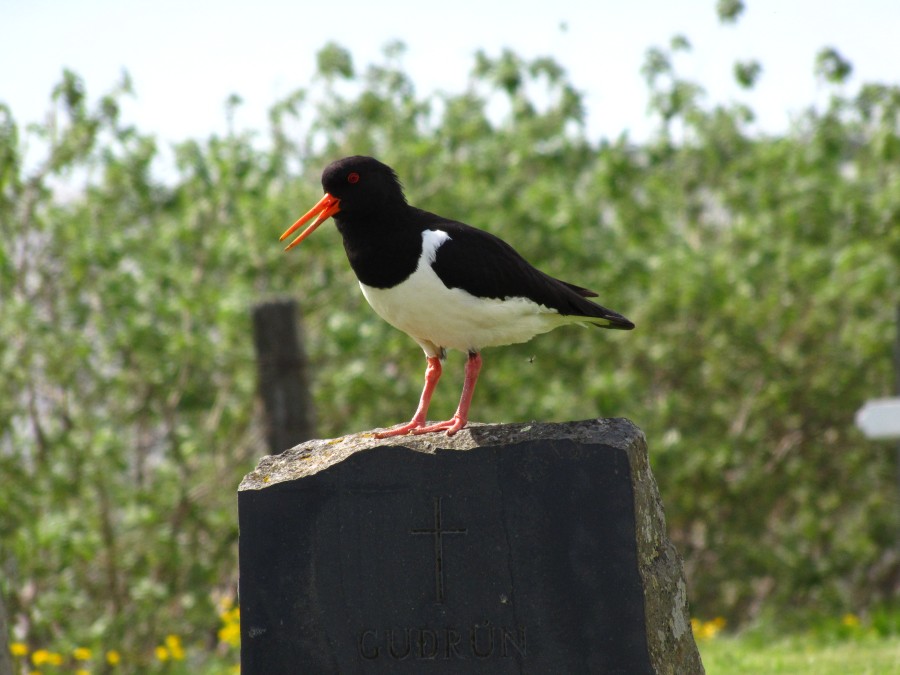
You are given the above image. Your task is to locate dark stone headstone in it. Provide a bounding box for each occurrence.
[238,418,703,674]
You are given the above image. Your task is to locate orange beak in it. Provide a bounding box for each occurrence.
[280,193,342,251]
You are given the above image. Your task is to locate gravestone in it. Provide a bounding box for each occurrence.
[238,418,703,674]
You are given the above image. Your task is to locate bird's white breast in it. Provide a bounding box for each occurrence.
[359,229,566,357]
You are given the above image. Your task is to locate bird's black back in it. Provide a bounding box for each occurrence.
[421,211,634,329]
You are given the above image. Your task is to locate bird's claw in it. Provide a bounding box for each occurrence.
[374,416,467,438]
[373,423,421,439]
[411,417,467,436]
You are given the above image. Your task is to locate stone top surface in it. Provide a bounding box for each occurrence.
[239,417,643,490]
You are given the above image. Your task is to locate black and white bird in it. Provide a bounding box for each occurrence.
[280,156,634,438]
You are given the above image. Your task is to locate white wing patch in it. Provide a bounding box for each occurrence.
[420,229,451,265]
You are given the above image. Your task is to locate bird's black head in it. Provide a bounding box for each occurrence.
[321,156,407,219]
[280,156,408,250]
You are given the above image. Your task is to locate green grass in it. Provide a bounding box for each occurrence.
[699,633,900,674]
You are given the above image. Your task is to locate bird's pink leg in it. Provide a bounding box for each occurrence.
[412,352,482,437]
[375,356,443,438]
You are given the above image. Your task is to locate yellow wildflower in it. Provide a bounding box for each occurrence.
[164,635,185,661]
[154,645,170,662]
[691,617,726,640]
[76,670,90,675]
[10,642,28,657]
[220,607,241,624]
[32,650,50,666]
[73,647,93,661]
[842,613,860,628]
[219,620,241,647]
[105,650,121,666]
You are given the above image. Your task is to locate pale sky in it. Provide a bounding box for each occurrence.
[2,0,898,146]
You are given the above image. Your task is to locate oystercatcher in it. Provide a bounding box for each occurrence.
[281,156,634,437]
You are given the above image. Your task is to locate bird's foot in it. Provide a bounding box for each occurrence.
[410,416,467,437]
[374,416,467,438]
[374,421,424,439]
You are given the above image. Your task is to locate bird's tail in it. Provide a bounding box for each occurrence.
[585,308,635,330]
[562,298,634,330]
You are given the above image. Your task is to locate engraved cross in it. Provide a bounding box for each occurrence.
[410,496,467,604]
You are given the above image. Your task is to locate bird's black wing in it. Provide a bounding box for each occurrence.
[421,211,634,330]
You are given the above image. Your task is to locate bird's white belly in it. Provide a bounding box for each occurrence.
[359,254,563,357]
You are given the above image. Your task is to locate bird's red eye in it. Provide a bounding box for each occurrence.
[347,172,360,184]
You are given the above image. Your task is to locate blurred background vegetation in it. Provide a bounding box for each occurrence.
[1,3,899,672]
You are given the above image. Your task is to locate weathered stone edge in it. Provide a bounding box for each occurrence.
[625,427,705,675]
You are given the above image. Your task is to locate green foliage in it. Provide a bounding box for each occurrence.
[2,32,900,667]
[734,59,762,89]
[816,47,854,84]
[316,41,355,80]
[716,0,746,24]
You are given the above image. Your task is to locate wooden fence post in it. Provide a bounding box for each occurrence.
[252,299,316,453]
[0,590,13,675]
